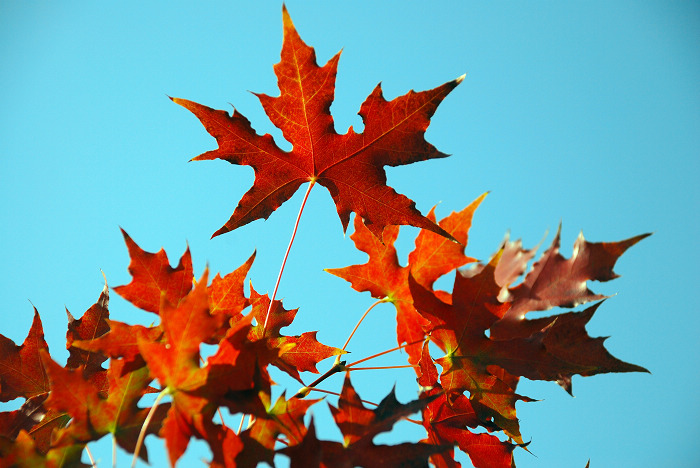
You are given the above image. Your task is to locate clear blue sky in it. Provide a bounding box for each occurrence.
[1,1,698,467]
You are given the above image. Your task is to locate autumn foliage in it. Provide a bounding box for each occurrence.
[0,6,648,468]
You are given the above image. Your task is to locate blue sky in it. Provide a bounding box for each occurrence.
[1,1,698,466]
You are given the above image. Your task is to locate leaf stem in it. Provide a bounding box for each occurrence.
[263,181,315,332]
[339,298,388,353]
[131,388,169,468]
[308,387,377,406]
[347,364,418,371]
[306,387,422,424]
[85,444,97,467]
[346,338,424,368]
[295,339,424,398]
[236,414,246,435]
[112,434,117,468]
[306,387,342,397]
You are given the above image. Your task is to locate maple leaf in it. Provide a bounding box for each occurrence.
[40,353,167,462]
[409,256,531,441]
[277,416,323,468]
[201,316,277,420]
[411,236,648,438]
[492,227,651,338]
[416,343,516,468]
[76,243,255,366]
[0,283,116,454]
[282,373,447,468]
[135,269,229,465]
[114,228,193,314]
[0,309,50,403]
[327,194,485,363]
[487,301,649,395]
[247,285,345,382]
[493,232,540,290]
[65,279,110,395]
[248,392,320,450]
[72,320,163,373]
[0,394,70,454]
[284,426,447,468]
[208,251,256,318]
[0,399,43,441]
[173,6,462,241]
[0,429,87,468]
[206,424,274,468]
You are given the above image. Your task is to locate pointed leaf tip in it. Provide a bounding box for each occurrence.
[456,73,466,84]
[282,4,293,29]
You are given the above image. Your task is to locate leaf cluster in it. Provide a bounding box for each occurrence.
[0,6,648,468]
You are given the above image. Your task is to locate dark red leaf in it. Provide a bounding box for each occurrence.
[0,309,50,402]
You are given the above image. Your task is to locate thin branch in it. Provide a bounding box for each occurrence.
[263,181,315,332]
[131,388,169,468]
[293,360,347,398]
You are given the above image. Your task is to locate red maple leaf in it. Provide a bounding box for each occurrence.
[327,194,485,363]
[411,233,648,439]
[173,6,462,240]
[206,424,274,468]
[0,394,70,455]
[208,251,255,318]
[136,269,227,465]
[0,284,116,454]
[65,280,110,395]
[0,429,87,468]
[72,320,163,373]
[248,392,320,450]
[39,354,168,462]
[281,373,447,468]
[114,229,193,314]
[492,227,651,338]
[409,257,530,442]
[0,310,50,403]
[247,285,345,382]
[416,343,516,468]
[487,301,649,395]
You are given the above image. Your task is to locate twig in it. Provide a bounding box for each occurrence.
[131,388,169,468]
[263,181,315,332]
